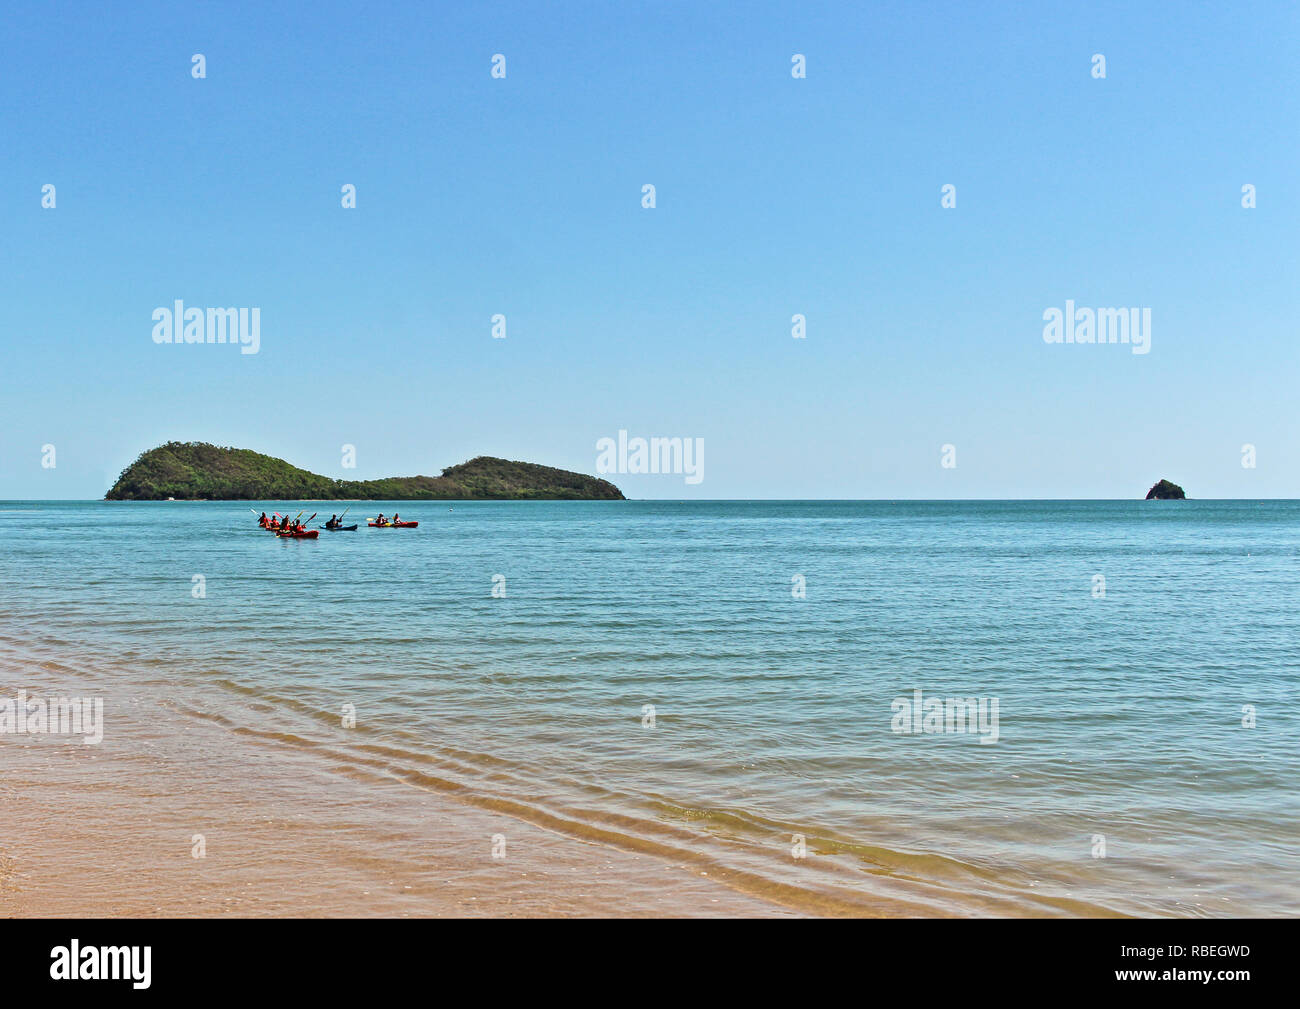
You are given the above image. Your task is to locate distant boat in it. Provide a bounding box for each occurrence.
[167,496,176,501]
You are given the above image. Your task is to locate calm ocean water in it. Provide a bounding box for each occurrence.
[1,499,1296,916]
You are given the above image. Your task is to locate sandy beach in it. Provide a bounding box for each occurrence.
[0,659,808,918]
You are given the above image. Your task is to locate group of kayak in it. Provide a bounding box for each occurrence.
[255,508,418,539]
[258,511,321,538]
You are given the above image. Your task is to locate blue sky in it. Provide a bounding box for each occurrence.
[2,0,1296,498]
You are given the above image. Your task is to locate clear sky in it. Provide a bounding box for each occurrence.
[2,0,1296,499]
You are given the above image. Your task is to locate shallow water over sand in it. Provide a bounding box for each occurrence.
[1,500,1296,916]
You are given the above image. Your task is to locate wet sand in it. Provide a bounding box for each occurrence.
[0,663,798,918]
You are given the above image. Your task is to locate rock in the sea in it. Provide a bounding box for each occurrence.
[1145,479,1186,500]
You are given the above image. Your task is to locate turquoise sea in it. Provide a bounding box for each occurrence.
[1,499,1296,916]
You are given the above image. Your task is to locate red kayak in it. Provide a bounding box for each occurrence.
[276,529,319,539]
[368,521,418,528]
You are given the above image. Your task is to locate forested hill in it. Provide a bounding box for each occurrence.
[105,442,625,500]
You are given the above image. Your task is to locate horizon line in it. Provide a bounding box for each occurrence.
[2,497,1293,504]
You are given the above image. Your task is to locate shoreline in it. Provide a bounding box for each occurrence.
[0,657,802,919]
[0,646,1119,919]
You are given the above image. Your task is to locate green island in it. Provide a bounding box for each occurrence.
[106,442,625,501]
[1145,479,1187,500]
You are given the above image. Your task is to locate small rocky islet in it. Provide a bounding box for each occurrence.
[1144,479,1186,500]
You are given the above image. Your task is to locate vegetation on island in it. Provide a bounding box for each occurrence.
[105,442,625,500]
[1145,479,1186,500]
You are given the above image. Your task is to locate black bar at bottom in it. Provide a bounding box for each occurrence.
[0,918,1282,996]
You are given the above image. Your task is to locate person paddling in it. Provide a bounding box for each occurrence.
[259,512,268,527]
[391,513,399,525]
[375,513,386,526]
[326,513,338,529]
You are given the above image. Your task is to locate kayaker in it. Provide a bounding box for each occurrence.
[375,513,386,526]
[391,513,399,525]
[326,514,338,529]
[259,512,268,527]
